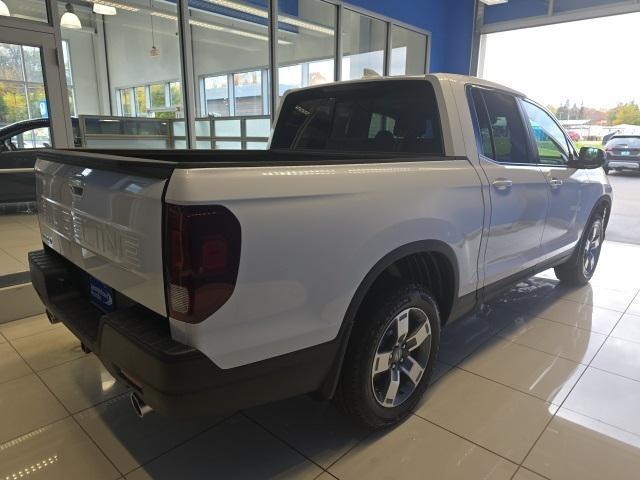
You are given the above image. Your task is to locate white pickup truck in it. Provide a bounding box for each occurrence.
[29,74,612,428]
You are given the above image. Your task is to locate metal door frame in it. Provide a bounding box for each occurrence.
[0,26,71,148]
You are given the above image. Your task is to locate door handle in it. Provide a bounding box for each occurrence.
[492,178,513,191]
[549,177,563,188]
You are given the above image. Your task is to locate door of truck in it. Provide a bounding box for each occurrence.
[519,99,590,259]
[469,87,549,287]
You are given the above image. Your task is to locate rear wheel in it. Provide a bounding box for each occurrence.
[555,213,604,285]
[335,284,440,429]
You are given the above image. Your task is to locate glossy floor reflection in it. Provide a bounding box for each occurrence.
[0,213,41,276]
[1,240,640,479]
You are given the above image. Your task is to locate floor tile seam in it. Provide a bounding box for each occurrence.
[240,410,332,474]
[452,364,568,407]
[496,333,604,366]
[0,340,80,456]
[503,311,619,336]
[0,334,44,388]
[115,412,235,476]
[516,286,635,470]
[411,412,522,466]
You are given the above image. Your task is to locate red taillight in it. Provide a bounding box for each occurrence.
[164,204,241,323]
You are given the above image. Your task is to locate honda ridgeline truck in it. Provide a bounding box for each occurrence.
[29,74,612,428]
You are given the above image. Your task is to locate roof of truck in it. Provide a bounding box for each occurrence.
[431,73,527,98]
[279,73,527,100]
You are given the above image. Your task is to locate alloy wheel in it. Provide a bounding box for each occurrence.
[371,307,432,408]
[582,219,603,278]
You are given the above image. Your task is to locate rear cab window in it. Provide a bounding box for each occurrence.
[271,80,444,155]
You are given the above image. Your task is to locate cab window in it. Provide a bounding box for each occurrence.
[480,90,530,164]
[470,88,494,159]
[271,80,443,155]
[522,101,569,166]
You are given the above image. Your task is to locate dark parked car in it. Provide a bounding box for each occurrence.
[0,118,80,204]
[602,130,620,146]
[604,135,640,173]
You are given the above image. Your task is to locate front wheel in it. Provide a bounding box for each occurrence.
[335,284,440,429]
[555,214,604,285]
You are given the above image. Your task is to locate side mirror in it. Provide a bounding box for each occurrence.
[569,146,605,169]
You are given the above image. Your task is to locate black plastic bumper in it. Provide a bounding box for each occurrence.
[29,248,339,417]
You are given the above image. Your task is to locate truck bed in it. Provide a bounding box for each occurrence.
[35,148,458,178]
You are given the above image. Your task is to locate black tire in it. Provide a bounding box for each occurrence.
[554,212,605,286]
[335,283,440,429]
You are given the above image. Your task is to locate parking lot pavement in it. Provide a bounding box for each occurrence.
[606,172,640,245]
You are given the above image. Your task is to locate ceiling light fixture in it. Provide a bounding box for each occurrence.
[60,3,82,29]
[479,0,508,5]
[279,15,334,35]
[204,0,333,35]
[0,0,10,17]
[148,0,160,57]
[151,11,177,20]
[93,3,117,15]
[86,0,139,13]
[189,18,290,44]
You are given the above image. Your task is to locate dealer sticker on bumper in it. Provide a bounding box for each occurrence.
[89,276,115,313]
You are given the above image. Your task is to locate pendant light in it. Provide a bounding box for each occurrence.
[93,3,117,15]
[149,0,160,57]
[0,0,10,16]
[61,2,82,29]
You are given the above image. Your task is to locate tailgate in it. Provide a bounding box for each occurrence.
[35,156,169,315]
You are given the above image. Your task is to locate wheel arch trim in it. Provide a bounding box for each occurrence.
[319,239,460,399]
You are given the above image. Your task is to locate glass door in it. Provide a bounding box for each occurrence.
[0,26,68,205]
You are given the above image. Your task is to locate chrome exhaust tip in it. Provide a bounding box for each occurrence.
[130,392,153,418]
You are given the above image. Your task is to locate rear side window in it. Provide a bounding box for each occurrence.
[271,81,443,155]
[480,90,530,164]
[470,88,494,159]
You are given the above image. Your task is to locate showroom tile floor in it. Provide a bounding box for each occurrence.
[1,234,640,479]
[0,214,41,276]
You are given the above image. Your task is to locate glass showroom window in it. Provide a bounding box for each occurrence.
[0,42,50,148]
[390,25,427,76]
[201,75,229,117]
[57,0,184,149]
[277,0,336,99]
[341,9,387,80]
[116,81,182,118]
[0,0,48,23]
[233,70,267,116]
[190,0,270,118]
[0,43,48,125]
[308,59,334,86]
[61,40,78,116]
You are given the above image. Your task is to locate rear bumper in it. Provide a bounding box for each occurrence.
[606,159,640,169]
[29,248,339,417]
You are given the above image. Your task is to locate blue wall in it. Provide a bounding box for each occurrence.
[347,0,476,74]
